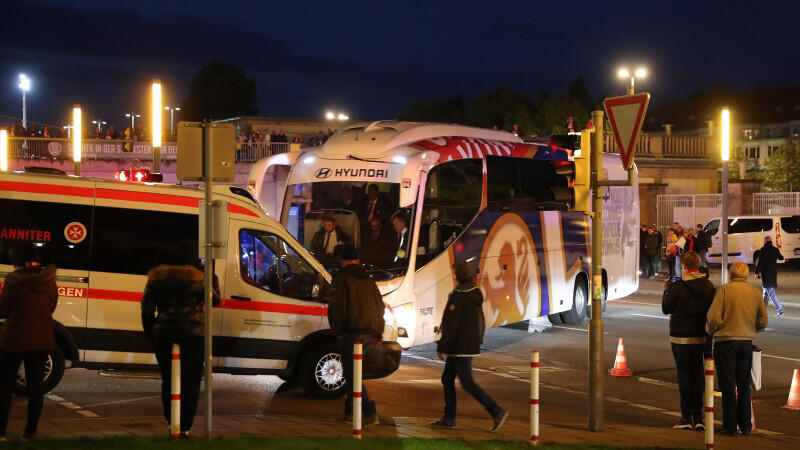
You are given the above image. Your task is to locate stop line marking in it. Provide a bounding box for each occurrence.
[45,393,99,418]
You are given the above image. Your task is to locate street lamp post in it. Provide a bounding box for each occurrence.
[617,67,646,96]
[125,112,141,130]
[18,74,30,129]
[164,106,180,137]
[92,120,107,135]
[152,80,162,173]
[73,105,82,176]
[720,108,730,284]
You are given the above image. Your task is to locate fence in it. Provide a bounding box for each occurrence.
[604,134,713,159]
[753,192,800,215]
[236,142,290,162]
[8,137,177,161]
[657,194,722,236]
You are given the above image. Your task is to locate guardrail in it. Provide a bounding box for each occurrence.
[604,134,714,159]
[7,137,294,163]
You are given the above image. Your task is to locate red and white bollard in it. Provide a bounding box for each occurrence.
[530,350,540,446]
[170,343,181,440]
[353,341,363,440]
[704,358,714,449]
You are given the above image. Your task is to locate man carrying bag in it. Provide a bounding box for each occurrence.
[327,244,384,426]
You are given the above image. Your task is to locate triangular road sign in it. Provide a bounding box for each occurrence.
[603,93,650,169]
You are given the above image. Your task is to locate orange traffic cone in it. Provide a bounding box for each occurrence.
[783,369,800,410]
[608,337,633,376]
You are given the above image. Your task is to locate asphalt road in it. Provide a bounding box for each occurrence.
[7,268,800,448]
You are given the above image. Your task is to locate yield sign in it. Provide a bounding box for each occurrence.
[603,93,650,169]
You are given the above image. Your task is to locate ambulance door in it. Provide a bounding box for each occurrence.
[0,176,93,362]
[218,220,325,372]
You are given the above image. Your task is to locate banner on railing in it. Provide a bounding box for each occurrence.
[10,138,177,161]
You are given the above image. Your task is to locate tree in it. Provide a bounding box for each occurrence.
[396,94,466,123]
[762,140,800,192]
[182,61,258,121]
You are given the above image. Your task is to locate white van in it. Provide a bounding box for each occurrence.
[704,215,800,264]
[0,169,400,398]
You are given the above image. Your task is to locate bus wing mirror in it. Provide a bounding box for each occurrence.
[399,151,440,207]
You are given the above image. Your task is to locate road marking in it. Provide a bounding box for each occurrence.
[82,395,161,408]
[763,353,800,363]
[630,313,668,320]
[611,300,659,307]
[45,394,100,418]
[552,325,608,334]
[631,403,666,411]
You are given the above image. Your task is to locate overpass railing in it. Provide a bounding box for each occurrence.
[6,137,293,162]
[604,134,714,159]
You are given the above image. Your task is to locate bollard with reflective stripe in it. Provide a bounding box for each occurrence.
[704,358,714,449]
[530,350,540,446]
[353,341,363,439]
[170,343,181,440]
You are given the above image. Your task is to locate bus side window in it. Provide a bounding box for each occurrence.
[416,159,482,270]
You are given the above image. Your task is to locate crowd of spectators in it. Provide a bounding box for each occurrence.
[235,128,338,148]
[5,121,56,138]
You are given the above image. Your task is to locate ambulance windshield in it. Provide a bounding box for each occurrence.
[280,180,413,281]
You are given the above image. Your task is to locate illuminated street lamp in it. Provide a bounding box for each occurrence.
[73,105,82,176]
[720,108,730,284]
[125,112,141,130]
[164,106,180,136]
[152,79,162,173]
[617,67,646,95]
[18,74,31,129]
[1,129,8,172]
[325,111,349,121]
[92,119,107,134]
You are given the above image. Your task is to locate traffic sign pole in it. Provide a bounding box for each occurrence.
[588,110,605,432]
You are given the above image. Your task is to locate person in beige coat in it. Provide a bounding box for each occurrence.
[706,262,768,436]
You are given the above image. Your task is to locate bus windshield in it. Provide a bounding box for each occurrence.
[280,180,413,281]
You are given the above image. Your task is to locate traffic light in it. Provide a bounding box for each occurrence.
[549,133,591,213]
[572,130,591,213]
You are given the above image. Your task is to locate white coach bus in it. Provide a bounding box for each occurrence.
[249,121,640,348]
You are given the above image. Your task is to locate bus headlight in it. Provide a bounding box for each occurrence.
[393,302,415,338]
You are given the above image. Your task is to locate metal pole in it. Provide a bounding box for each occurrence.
[170,109,175,137]
[202,122,214,441]
[530,350,540,445]
[170,343,181,439]
[721,163,729,284]
[704,358,714,449]
[22,91,27,130]
[628,78,635,96]
[588,109,605,431]
[353,341,363,439]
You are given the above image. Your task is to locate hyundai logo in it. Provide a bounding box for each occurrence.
[315,168,332,179]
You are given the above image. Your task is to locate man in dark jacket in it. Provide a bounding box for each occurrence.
[0,243,58,440]
[141,264,219,439]
[662,251,715,431]
[694,224,711,268]
[430,261,508,432]
[643,226,661,278]
[310,215,351,258]
[327,245,384,425]
[361,217,394,262]
[755,236,784,317]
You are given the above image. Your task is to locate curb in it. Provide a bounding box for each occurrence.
[635,289,800,308]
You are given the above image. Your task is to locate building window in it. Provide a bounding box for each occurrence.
[743,129,753,139]
[746,147,760,160]
[767,145,780,158]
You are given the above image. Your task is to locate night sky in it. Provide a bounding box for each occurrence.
[1,0,798,129]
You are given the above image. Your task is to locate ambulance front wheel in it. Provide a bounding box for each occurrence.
[13,345,65,396]
[300,343,347,399]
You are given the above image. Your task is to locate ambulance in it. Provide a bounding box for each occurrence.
[0,168,400,398]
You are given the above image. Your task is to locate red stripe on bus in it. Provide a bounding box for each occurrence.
[96,189,200,208]
[222,299,326,316]
[89,289,142,302]
[227,202,260,218]
[0,180,94,198]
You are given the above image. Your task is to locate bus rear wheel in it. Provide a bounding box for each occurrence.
[561,277,588,324]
